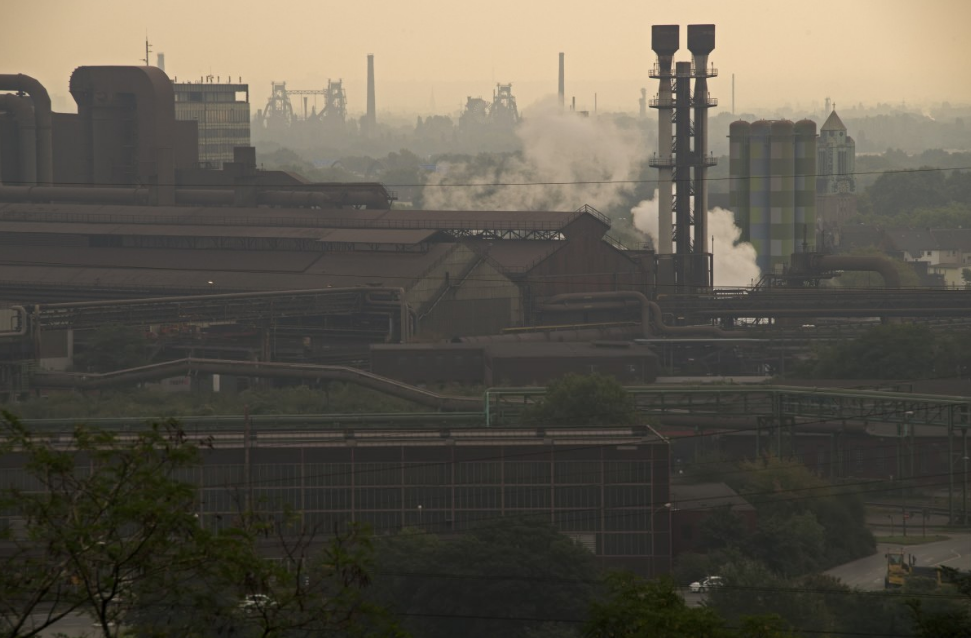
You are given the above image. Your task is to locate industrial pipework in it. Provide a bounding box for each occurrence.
[0,74,52,185]
[0,95,37,185]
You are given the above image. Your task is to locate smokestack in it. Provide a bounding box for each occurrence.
[366,54,376,133]
[157,53,165,73]
[649,25,678,255]
[558,52,564,108]
[688,24,716,255]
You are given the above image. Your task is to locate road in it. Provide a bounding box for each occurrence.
[824,534,971,590]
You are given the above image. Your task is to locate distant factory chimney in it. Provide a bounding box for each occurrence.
[366,53,376,134]
[156,53,165,73]
[558,52,565,108]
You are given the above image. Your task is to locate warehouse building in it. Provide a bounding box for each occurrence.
[0,423,673,576]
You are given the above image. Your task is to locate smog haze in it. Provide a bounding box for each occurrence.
[4,0,970,116]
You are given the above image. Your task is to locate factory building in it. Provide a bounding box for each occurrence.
[0,423,673,576]
[174,80,251,168]
[729,119,817,273]
[815,109,858,232]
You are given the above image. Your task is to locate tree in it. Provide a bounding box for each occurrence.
[907,567,971,638]
[0,412,403,638]
[806,324,940,380]
[373,517,599,638]
[523,373,637,426]
[585,573,795,638]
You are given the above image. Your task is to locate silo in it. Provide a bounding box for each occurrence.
[770,120,795,273]
[729,120,751,242]
[794,119,817,252]
[748,120,772,272]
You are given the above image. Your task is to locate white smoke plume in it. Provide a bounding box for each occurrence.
[632,192,760,288]
[421,97,645,212]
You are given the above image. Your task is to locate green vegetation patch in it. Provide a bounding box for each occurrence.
[875,535,950,545]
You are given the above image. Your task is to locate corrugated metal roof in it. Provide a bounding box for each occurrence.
[0,203,600,232]
[0,246,320,273]
[465,239,563,273]
[319,228,438,244]
[0,243,458,291]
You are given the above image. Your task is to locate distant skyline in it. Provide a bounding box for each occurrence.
[5,0,971,118]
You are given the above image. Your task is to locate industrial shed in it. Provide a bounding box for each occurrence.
[0,202,653,341]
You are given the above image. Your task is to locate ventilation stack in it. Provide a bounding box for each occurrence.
[558,52,565,108]
[687,24,716,255]
[648,25,678,256]
[365,54,376,134]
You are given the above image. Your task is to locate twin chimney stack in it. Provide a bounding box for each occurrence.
[649,24,717,290]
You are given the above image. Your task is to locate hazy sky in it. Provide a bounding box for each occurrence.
[5,0,970,118]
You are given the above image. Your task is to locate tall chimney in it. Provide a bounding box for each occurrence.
[688,24,716,255]
[649,25,679,255]
[157,53,165,73]
[366,54,376,133]
[558,52,565,108]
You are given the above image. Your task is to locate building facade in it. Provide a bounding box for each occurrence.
[816,109,857,233]
[174,81,250,168]
[1,424,673,576]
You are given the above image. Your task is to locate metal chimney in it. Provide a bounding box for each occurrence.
[649,25,678,255]
[558,52,565,108]
[366,54,376,133]
[688,24,716,254]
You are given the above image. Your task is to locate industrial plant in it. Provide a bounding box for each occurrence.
[1,20,970,588]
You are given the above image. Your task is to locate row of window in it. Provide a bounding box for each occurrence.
[176,107,250,123]
[200,485,659,514]
[215,461,655,487]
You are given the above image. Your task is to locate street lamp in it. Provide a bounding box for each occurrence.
[417,504,423,528]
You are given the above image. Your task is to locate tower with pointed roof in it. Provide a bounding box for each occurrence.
[815,109,857,240]
[816,109,856,195]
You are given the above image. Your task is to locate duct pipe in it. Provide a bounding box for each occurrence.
[545,291,733,338]
[0,185,150,204]
[0,95,36,185]
[819,254,901,289]
[0,75,51,185]
[458,326,639,344]
[789,253,902,289]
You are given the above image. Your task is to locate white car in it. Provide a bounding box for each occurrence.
[689,576,724,593]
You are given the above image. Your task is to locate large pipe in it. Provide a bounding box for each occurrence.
[0,185,150,204]
[0,74,52,185]
[544,291,733,338]
[0,95,36,185]
[817,254,902,289]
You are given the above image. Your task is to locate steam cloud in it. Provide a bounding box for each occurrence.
[422,97,645,212]
[423,98,759,288]
[632,193,760,288]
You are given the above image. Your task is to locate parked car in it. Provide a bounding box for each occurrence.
[689,576,723,593]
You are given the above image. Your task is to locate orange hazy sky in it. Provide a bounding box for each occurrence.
[4,0,970,117]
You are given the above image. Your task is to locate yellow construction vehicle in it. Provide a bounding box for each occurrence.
[884,550,947,589]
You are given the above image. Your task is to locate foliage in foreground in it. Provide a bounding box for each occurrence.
[0,411,403,638]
